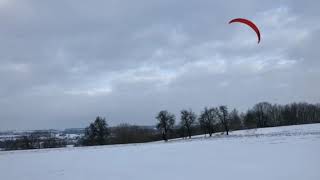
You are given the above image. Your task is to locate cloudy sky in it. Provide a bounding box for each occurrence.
[0,0,319,130]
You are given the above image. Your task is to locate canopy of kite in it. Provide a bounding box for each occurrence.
[229,18,261,44]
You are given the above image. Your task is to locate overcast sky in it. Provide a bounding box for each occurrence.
[0,0,319,130]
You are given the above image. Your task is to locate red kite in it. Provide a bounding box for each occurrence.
[229,18,261,44]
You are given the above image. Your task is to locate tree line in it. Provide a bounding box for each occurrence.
[1,131,67,151]
[79,101,320,146]
[1,101,319,150]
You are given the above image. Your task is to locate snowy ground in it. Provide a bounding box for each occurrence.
[1,124,320,180]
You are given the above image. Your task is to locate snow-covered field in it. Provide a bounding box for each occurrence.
[1,124,320,180]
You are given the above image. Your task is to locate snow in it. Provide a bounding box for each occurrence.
[1,124,320,180]
[0,135,20,141]
[55,133,82,139]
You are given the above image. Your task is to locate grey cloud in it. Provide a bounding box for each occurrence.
[0,0,319,130]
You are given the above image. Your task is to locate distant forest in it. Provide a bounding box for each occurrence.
[1,102,320,150]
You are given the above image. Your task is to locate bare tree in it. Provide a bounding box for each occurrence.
[218,105,230,135]
[156,110,175,141]
[180,109,197,139]
[253,102,272,127]
[199,107,218,137]
[269,104,282,127]
[229,108,242,130]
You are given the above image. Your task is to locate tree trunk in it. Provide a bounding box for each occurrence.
[225,125,229,135]
[187,127,191,139]
[162,132,167,142]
